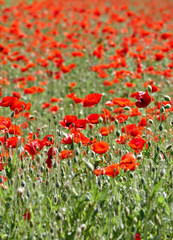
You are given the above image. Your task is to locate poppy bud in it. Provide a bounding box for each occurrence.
[53,161,57,168]
[160,106,165,113]
[99,117,103,123]
[141,177,145,185]
[155,214,161,225]
[164,104,171,109]
[147,85,152,93]
[74,156,78,163]
[164,95,171,102]
[65,180,70,190]
[125,207,130,216]
[56,181,61,188]
[10,111,15,118]
[75,147,80,156]
[62,193,68,201]
[21,180,26,187]
[78,141,82,148]
[8,156,12,163]
[124,106,131,110]
[148,119,153,124]
[166,144,172,151]
[159,124,163,131]
[114,119,119,125]
[116,130,121,137]
[6,132,10,139]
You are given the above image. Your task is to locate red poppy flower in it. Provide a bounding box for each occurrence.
[115,135,127,145]
[116,114,129,123]
[0,116,11,131]
[100,127,109,136]
[8,124,21,135]
[71,119,87,130]
[60,115,78,129]
[23,209,31,221]
[6,137,25,149]
[72,97,83,104]
[59,150,73,159]
[48,105,59,114]
[86,114,100,124]
[133,90,151,108]
[0,96,15,107]
[94,163,119,178]
[83,93,102,107]
[24,139,45,156]
[91,141,109,154]
[119,152,139,171]
[42,135,54,146]
[47,147,57,157]
[100,125,114,136]
[61,134,73,145]
[130,108,142,117]
[128,137,146,150]
[122,124,141,137]
[135,233,141,240]
[46,156,52,169]
[112,97,132,107]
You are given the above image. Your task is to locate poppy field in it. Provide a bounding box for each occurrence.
[0,0,173,239]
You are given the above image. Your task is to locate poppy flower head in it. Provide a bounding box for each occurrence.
[94,163,119,178]
[119,152,139,171]
[128,137,146,150]
[60,115,78,129]
[91,141,109,154]
[134,90,151,108]
[83,93,102,107]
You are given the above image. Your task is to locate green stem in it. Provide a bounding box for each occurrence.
[145,107,148,139]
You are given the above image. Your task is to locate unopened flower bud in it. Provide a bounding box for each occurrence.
[164,95,171,102]
[147,85,152,93]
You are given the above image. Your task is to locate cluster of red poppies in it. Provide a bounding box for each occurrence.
[0,0,172,192]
